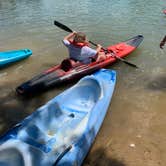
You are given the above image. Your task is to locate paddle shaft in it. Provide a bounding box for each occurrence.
[54,20,138,68]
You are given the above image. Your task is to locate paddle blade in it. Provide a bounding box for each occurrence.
[54,20,73,33]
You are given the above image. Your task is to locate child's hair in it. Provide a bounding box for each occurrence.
[73,32,86,43]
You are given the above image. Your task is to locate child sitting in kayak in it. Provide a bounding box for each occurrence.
[62,31,106,64]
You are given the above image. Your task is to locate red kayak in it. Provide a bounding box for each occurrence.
[16,35,143,95]
[163,10,166,15]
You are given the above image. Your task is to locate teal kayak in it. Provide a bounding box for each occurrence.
[0,49,32,67]
[0,69,116,166]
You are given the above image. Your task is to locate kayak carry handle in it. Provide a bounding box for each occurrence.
[53,145,72,165]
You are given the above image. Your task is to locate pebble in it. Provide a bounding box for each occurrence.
[129,143,136,148]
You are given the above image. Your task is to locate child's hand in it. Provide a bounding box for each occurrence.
[97,44,102,49]
[73,31,77,35]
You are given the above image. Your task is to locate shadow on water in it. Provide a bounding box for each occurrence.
[0,86,48,135]
[84,147,126,166]
[147,75,166,91]
[0,78,76,136]
[82,126,125,166]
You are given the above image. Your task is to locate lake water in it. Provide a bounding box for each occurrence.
[0,0,166,165]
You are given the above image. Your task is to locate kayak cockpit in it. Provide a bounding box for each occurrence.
[59,77,103,112]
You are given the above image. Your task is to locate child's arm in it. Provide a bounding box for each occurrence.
[64,31,77,41]
[95,44,102,53]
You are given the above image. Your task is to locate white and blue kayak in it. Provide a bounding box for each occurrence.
[0,69,116,166]
[0,49,32,67]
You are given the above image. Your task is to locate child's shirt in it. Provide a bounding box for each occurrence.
[63,39,97,64]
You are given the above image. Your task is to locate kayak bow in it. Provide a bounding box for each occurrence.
[0,49,32,67]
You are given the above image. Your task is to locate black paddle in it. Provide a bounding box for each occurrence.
[54,20,139,68]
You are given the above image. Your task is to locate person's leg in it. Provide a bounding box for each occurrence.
[96,52,107,62]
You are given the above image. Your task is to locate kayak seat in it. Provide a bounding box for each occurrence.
[61,58,80,72]
[0,139,47,165]
[0,140,28,166]
[0,149,24,166]
[17,123,54,153]
[17,102,63,152]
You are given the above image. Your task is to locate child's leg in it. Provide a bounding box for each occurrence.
[96,52,107,62]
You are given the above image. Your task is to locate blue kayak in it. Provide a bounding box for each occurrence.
[0,49,32,67]
[0,69,116,166]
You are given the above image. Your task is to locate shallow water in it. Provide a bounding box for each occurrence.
[0,0,166,165]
